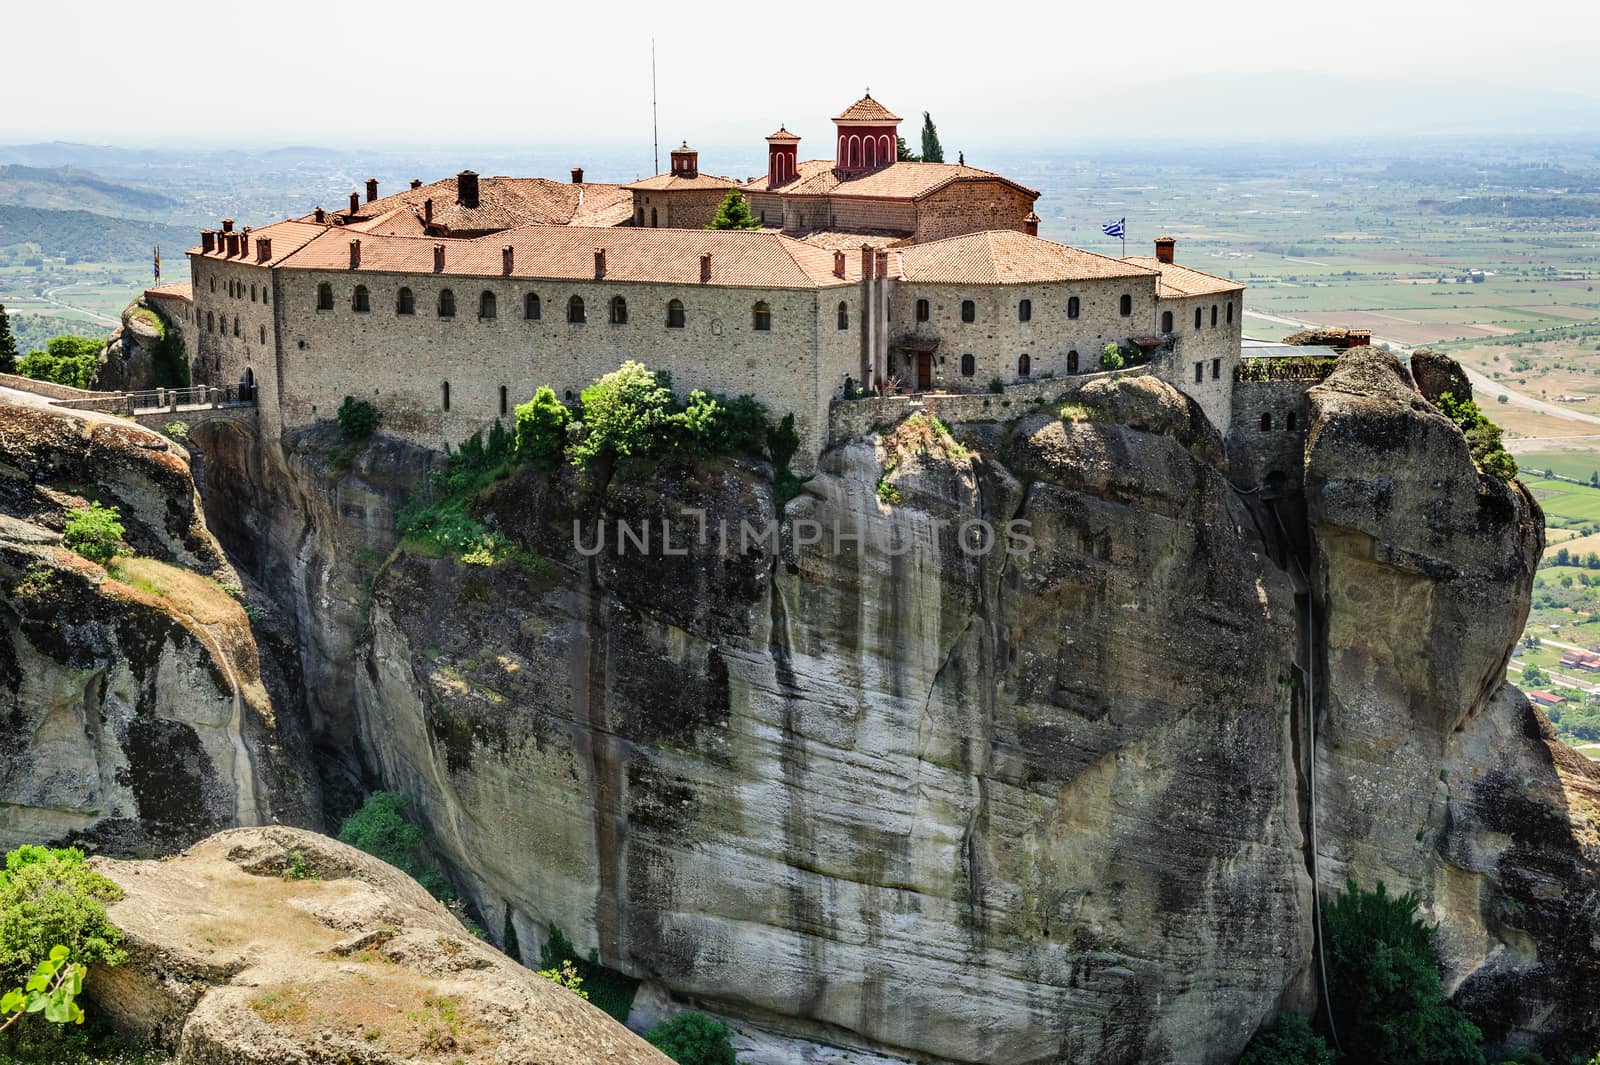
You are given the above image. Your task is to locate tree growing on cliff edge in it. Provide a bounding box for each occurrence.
[920,112,944,164]
[705,189,760,231]
[0,304,15,374]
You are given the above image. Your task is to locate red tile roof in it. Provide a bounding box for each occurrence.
[270,224,856,289]
[897,231,1157,285]
[145,281,193,303]
[295,175,631,236]
[187,219,329,266]
[1123,257,1244,298]
[834,94,902,124]
[623,171,740,192]
[766,127,801,142]
[744,160,1037,203]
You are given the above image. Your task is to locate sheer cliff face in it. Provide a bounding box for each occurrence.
[175,354,1596,1063]
[0,402,308,855]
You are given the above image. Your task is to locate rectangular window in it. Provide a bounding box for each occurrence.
[1194,362,1203,383]
[1212,358,1221,380]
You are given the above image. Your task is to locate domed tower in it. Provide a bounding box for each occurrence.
[766,126,800,188]
[833,93,901,173]
[669,142,699,179]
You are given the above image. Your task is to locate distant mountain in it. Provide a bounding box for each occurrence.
[0,204,194,262]
[0,165,179,216]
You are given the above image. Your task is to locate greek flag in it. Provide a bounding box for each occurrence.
[1101,218,1125,239]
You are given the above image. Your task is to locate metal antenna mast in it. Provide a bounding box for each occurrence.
[651,39,659,175]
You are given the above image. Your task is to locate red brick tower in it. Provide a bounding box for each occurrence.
[766,126,800,187]
[833,93,901,173]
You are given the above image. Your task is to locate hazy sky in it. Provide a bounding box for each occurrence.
[4,0,1597,150]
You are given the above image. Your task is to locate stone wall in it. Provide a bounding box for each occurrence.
[1226,378,1311,488]
[145,290,199,379]
[913,181,1035,242]
[190,255,276,416]
[1164,292,1243,433]
[633,188,730,230]
[0,372,99,401]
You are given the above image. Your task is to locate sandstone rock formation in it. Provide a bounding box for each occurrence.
[89,826,671,1064]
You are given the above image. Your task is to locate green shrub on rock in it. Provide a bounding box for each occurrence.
[62,503,124,563]
[337,792,453,901]
[645,1011,737,1065]
[0,848,125,986]
[335,396,381,441]
[572,361,677,466]
[1235,1013,1335,1065]
[1437,391,1517,482]
[514,387,571,466]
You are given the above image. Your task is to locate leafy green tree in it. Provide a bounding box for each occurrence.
[62,503,125,563]
[1100,342,1125,370]
[1235,1013,1336,1065]
[539,925,638,1023]
[1522,663,1549,687]
[645,1011,738,1065]
[766,412,799,471]
[920,112,944,164]
[1323,879,1485,1065]
[0,847,125,986]
[675,391,769,456]
[572,361,677,466]
[336,396,381,441]
[16,336,102,389]
[705,189,761,231]
[515,387,571,466]
[896,136,919,162]
[1437,391,1518,482]
[338,792,453,900]
[0,303,16,375]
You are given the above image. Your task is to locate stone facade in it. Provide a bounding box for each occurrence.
[191,256,275,405]
[632,187,730,230]
[1162,293,1243,433]
[1227,378,1312,488]
[912,181,1037,243]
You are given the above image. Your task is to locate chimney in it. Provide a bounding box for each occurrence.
[833,250,846,278]
[366,178,379,202]
[225,232,240,257]
[861,244,874,279]
[257,237,271,262]
[1154,236,1176,265]
[201,230,215,253]
[410,178,422,189]
[571,166,584,184]
[502,245,514,274]
[457,169,479,208]
[313,206,326,224]
[423,198,433,224]
[349,238,361,269]
[221,218,234,233]
[433,243,445,273]
[1023,211,1040,237]
[349,191,360,214]
[1347,329,1372,347]
[700,253,711,284]
[594,248,606,279]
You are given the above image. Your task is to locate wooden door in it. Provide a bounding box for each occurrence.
[917,353,932,392]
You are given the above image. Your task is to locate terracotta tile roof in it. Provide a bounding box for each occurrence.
[766,126,801,142]
[896,231,1157,285]
[744,160,1037,203]
[187,219,329,266]
[622,171,740,192]
[834,94,902,124]
[272,225,856,289]
[145,281,192,302]
[346,205,429,236]
[1123,256,1245,298]
[792,229,910,253]
[296,175,631,235]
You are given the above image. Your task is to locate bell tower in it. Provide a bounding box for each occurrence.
[766,126,800,187]
[833,92,901,173]
[669,142,699,179]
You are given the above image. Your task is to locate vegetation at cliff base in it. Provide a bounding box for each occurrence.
[335,395,381,441]
[148,329,188,390]
[337,792,455,901]
[705,189,761,231]
[645,1011,738,1065]
[539,925,637,1024]
[396,420,516,564]
[1436,392,1517,482]
[0,847,126,985]
[1235,1013,1336,1065]
[62,503,125,564]
[15,336,100,390]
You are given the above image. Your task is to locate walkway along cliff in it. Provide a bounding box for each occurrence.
[2,346,1596,1063]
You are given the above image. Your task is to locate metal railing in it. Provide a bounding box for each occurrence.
[126,384,256,411]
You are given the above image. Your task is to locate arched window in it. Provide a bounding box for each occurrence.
[442,381,451,411]
[232,316,239,337]
[1211,304,1219,327]
[1067,350,1079,374]
[752,301,772,331]
[1018,299,1032,322]
[1260,412,1272,431]
[1067,296,1080,319]
[480,291,497,319]
[206,311,214,332]
[650,207,658,227]
[353,285,370,312]
[837,301,849,330]
[1161,310,1174,332]
[499,385,508,416]
[438,289,456,318]
[1195,307,1203,329]
[316,282,333,310]
[250,284,257,302]
[1227,301,1235,324]
[397,287,415,315]
[1286,412,1297,431]
[916,298,930,322]
[1018,353,1031,377]
[209,276,215,292]
[568,295,585,323]
[1119,294,1132,317]
[960,353,975,376]
[637,208,645,225]
[524,293,540,320]
[262,289,270,306]
[609,295,628,324]
[259,324,266,344]
[666,299,685,328]
[960,299,976,323]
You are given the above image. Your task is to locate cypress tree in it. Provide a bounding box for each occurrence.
[706,189,761,231]
[896,136,919,162]
[920,113,944,164]
[0,303,15,374]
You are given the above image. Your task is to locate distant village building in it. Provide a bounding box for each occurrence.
[174,93,1245,466]
[1528,690,1567,709]
[1559,649,1600,672]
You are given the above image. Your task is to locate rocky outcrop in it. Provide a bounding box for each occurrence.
[1409,347,1474,406]
[89,826,671,1064]
[0,397,312,854]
